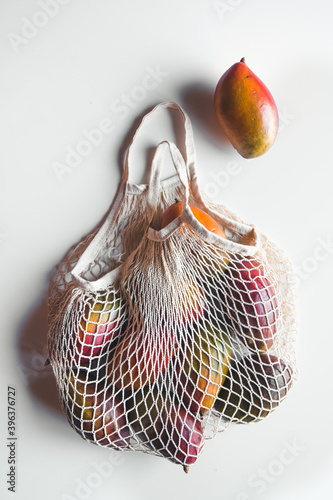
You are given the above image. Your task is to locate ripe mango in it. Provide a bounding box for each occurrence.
[67,377,131,447]
[215,353,293,422]
[214,58,279,158]
[127,388,204,471]
[175,319,232,415]
[74,290,124,366]
[218,258,279,352]
[110,326,178,390]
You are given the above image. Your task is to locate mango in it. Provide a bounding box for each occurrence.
[110,326,178,390]
[127,388,205,471]
[67,377,131,447]
[215,353,293,422]
[214,58,279,158]
[74,290,124,366]
[218,258,279,352]
[175,319,232,415]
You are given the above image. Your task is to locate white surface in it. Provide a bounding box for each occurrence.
[1,0,333,499]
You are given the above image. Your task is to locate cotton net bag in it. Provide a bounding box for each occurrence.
[47,102,297,472]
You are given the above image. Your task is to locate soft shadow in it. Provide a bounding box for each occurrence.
[180,82,231,149]
[16,281,63,415]
[16,227,110,415]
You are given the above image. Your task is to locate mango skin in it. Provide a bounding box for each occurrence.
[174,320,232,415]
[214,353,293,423]
[127,388,205,470]
[214,58,279,158]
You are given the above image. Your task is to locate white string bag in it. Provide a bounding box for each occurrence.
[47,102,298,472]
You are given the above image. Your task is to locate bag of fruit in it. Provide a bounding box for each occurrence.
[47,101,297,472]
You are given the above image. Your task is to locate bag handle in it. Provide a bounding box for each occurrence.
[70,139,190,292]
[147,140,190,210]
[123,101,196,183]
[70,102,196,291]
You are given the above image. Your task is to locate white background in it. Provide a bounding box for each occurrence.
[1,0,333,499]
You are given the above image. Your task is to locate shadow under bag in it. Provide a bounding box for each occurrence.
[47,101,298,472]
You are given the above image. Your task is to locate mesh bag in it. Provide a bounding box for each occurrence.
[47,102,298,472]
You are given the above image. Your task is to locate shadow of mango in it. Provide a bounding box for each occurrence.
[180,81,231,148]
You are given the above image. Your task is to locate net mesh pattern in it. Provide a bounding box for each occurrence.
[47,176,297,472]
